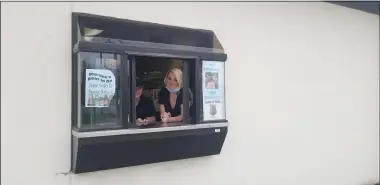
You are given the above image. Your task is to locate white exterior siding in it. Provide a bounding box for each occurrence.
[1,2,379,185]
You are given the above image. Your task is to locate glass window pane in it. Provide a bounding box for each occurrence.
[78,52,122,129]
[201,61,226,121]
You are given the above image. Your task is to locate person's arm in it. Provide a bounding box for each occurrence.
[145,116,156,124]
[158,88,166,115]
[159,105,166,115]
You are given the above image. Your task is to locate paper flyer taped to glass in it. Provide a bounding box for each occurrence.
[85,69,116,108]
[202,61,225,120]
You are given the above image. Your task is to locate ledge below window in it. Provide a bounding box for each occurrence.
[71,122,229,174]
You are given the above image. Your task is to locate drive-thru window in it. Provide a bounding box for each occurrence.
[71,13,228,174]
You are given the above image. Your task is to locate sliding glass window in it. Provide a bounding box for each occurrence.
[75,52,124,130]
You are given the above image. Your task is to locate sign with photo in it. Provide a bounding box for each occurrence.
[85,69,116,107]
[202,61,225,121]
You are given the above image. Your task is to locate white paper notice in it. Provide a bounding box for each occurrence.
[202,61,225,121]
[85,69,116,108]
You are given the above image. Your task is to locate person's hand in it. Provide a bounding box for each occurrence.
[136,118,144,126]
[161,114,168,123]
[161,112,171,123]
[142,118,149,125]
[160,113,165,121]
[167,117,173,123]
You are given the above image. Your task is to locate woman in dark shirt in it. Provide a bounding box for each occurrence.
[158,68,185,123]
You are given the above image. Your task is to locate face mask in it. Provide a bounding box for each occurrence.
[166,87,180,93]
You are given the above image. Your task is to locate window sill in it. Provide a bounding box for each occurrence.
[72,122,228,138]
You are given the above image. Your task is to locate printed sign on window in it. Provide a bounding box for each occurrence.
[85,69,116,107]
[202,61,225,121]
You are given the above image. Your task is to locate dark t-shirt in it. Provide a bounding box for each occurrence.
[158,87,183,117]
[136,95,156,119]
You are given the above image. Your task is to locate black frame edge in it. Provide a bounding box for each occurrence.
[183,61,190,124]
[130,56,137,128]
[201,119,229,124]
[194,58,202,124]
[77,41,227,61]
[121,53,130,128]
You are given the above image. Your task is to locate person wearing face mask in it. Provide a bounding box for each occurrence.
[135,78,156,126]
[158,68,192,123]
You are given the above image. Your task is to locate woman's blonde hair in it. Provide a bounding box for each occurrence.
[164,68,183,88]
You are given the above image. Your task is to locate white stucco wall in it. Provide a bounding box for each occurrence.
[1,2,379,185]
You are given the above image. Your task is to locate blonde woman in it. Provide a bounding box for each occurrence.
[158,68,192,123]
